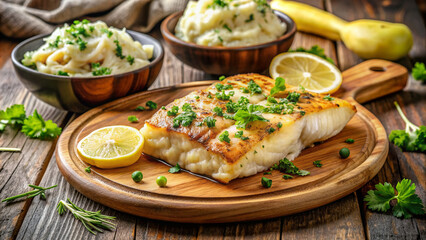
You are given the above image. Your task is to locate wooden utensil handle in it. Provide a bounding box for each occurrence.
[335,59,408,103]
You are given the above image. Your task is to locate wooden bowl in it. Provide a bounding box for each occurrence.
[161,10,296,75]
[11,31,164,113]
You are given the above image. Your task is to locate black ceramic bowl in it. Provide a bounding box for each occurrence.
[161,10,296,75]
[11,31,164,112]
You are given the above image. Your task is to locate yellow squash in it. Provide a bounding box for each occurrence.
[271,0,413,60]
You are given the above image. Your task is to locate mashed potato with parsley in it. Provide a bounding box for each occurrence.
[175,0,286,47]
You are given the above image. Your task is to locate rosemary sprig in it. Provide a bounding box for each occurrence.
[57,199,116,234]
[2,184,57,202]
[0,147,21,152]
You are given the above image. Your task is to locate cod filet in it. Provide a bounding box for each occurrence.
[140,74,356,183]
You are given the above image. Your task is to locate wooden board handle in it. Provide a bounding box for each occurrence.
[335,59,408,103]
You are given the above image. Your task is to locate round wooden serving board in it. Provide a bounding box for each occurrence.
[56,59,407,223]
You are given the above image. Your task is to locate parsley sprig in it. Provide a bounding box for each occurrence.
[364,179,425,219]
[234,104,269,129]
[389,102,425,152]
[57,198,116,234]
[271,158,310,176]
[0,104,26,131]
[412,62,426,83]
[270,77,286,96]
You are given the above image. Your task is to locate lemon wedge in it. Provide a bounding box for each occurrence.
[269,52,342,94]
[77,125,144,168]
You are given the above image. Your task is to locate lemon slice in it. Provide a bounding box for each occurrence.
[77,125,144,168]
[269,52,342,94]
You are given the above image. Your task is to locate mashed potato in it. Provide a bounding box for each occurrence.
[175,0,287,47]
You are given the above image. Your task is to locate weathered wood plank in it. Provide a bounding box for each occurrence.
[327,0,426,239]
[0,38,70,240]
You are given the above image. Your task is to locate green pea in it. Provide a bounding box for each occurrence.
[131,171,143,182]
[156,176,167,187]
[261,177,272,188]
[339,148,350,159]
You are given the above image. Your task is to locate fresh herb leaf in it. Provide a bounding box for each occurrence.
[219,130,231,143]
[300,111,305,116]
[267,96,278,103]
[218,36,223,43]
[58,70,69,76]
[167,106,179,116]
[412,62,426,83]
[282,174,293,179]
[313,160,322,167]
[389,102,425,152]
[76,36,87,51]
[0,104,26,131]
[216,83,233,91]
[345,138,355,144]
[114,40,125,59]
[277,122,282,129]
[49,36,61,48]
[234,130,249,140]
[267,127,275,134]
[92,63,112,76]
[208,0,229,9]
[216,90,234,100]
[240,87,249,93]
[57,198,116,234]
[261,177,272,188]
[128,115,139,123]
[101,28,113,38]
[219,75,226,81]
[245,14,254,22]
[173,105,196,128]
[223,24,232,32]
[364,179,425,219]
[213,107,224,116]
[168,163,181,173]
[203,116,216,128]
[135,106,146,111]
[2,184,57,202]
[21,110,62,140]
[323,94,334,101]
[270,77,286,96]
[146,101,157,110]
[248,80,262,94]
[271,158,309,176]
[85,166,91,173]
[289,45,335,64]
[234,104,269,129]
[287,92,300,103]
[126,55,135,65]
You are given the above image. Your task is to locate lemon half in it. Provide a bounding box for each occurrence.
[269,52,342,94]
[77,125,144,168]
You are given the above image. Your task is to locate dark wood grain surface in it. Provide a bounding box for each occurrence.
[0,0,425,239]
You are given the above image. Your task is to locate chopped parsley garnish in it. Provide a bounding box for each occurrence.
[173,104,196,128]
[135,106,146,111]
[277,122,282,129]
[364,179,425,219]
[218,36,223,43]
[240,87,249,93]
[213,106,224,116]
[219,130,231,143]
[313,160,322,167]
[286,92,300,103]
[101,28,113,38]
[234,104,269,129]
[247,80,262,94]
[271,158,309,176]
[215,90,234,100]
[216,83,233,91]
[267,127,275,134]
[195,96,200,100]
[114,40,125,59]
[300,111,305,116]
[289,45,335,64]
[91,63,112,76]
[21,110,62,140]
[161,106,166,110]
[245,14,254,22]
[261,177,272,188]
[127,55,135,65]
[85,166,91,173]
[146,101,157,109]
[58,71,69,76]
[235,130,249,140]
[323,94,335,101]
[282,174,293,179]
[298,85,306,93]
[203,116,216,128]
[49,36,61,48]
[267,96,278,103]
[219,75,226,81]
[270,77,286,96]
[168,163,181,173]
[345,138,355,144]
[412,62,426,83]
[208,0,229,9]
[76,37,87,51]
[128,115,139,123]
[223,24,232,32]
[226,97,249,113]
[89,26,95,32]
[167,106,179,116]
[264,172,272,175]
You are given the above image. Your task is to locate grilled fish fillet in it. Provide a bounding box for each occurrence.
[140,74,356,183]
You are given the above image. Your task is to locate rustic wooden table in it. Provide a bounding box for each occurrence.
[0,0,425,239]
